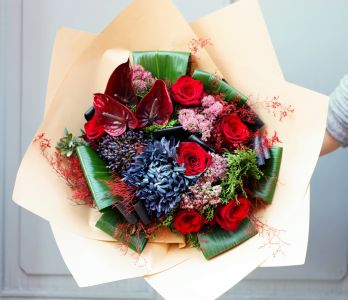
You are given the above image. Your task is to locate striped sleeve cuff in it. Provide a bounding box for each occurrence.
[327,74,348,147]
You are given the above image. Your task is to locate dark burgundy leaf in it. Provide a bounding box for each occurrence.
[104,59,138,105]
[135,80,173,128]
[187,134,216,153]
[152,126,190,141]
[84,106,95,121]
[94,93,138,137]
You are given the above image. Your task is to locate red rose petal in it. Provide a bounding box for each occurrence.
[177,142,212,176]
[215,198,251,231]
[171,75,203,106]
[221,114,250,145]
[173,210,204,235]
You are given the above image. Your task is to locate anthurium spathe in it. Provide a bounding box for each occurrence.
[94,93,138,137]
[135,79,173,128]
[104,59,138,105]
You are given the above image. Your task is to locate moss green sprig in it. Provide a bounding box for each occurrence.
[220,149,263,203]
[144,119,179,134]
[202,206,216,221]
[56,128,88,157]
[129,104,137,113]
[162,213,174,228]
[161,204,179,227]
[186,233,200,249]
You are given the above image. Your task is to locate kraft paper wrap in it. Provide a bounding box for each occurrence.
[13,0,323,298]
[46,25,309,292]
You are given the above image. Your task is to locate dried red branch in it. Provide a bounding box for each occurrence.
[34,133,94,206]
[248,95,295,122]
[249,213,289,258]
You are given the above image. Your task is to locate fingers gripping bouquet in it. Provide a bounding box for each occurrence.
[52,51,283,259]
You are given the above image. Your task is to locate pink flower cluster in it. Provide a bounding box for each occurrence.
[181,182,222,211]
[180,153,228,211]
[178,95,223,141]
[201,152,228,183]
[132,64,155,96]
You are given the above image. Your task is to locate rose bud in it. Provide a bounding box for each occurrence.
[215,197,251,231]
[173,210,205,235]
[171,75,204,106]
[220,114,250,146]
[177,141,212,176]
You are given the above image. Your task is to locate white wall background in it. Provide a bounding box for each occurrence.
[1,0,348,299]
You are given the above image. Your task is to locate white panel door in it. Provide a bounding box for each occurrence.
[1,0,348,299]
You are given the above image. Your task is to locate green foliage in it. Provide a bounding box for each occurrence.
[198,218,257,260]
[129,104,137,113]
[161,204,179,228]
[76,145,120,211]
[96,208,147,253]
[162,213,174,228]
[144,119,179,134]
[192,69,248,106]
[253,147,283,203]
[56,128,88,157]
[132,51,190,84]
[202,206,216,221]
[220,149,263,203]
[186,233,200,249]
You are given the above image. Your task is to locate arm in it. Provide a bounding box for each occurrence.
[320,130,341,155]
[320,74,348,155]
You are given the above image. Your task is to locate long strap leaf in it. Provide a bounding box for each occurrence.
[132,51,190,84]
[96,208,147,253]
[192,69,248,106]
[76,145,120,211]
[198,218,257,260]
[253,147,283,203]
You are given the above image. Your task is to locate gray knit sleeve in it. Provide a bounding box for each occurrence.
[327,74,348,147]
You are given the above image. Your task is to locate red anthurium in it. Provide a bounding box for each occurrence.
[94,93,138,137]
[84,114,104,140]
[104,59,138,105]
[135,79,173,128]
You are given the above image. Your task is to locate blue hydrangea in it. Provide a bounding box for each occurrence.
[122,137,195,218]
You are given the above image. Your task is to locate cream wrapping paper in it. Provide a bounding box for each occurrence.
[191,0,284,82]
[46,28,310,292]
[13,0,325,297]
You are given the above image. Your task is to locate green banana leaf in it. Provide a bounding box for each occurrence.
[132,51,190,84]
[192,69,248,106]
[96,208,147,253]
[198,218,257,260]
[253,147,283,203]
[76,145,120,211]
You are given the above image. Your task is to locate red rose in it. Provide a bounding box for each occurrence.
[221,114,250,145]
[173,210,204,235]
[84,114,104,140]
[215,197,251,231]
[171,76,203,106]
[177,142,212,176]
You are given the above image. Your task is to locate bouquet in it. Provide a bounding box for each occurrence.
[13,0,328,298]
[47,50,283,259]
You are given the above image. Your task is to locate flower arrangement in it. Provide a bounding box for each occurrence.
[48,50,283,259]
[12,0,329,296]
